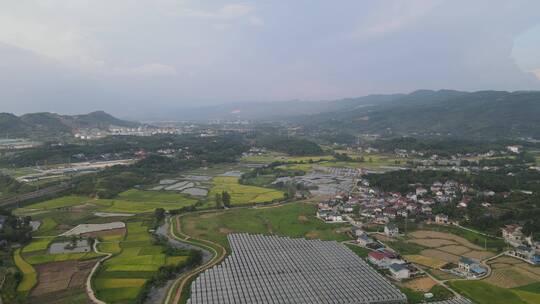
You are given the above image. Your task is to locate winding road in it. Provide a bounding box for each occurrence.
[163,213,227,304]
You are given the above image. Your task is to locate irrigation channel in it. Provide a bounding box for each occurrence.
[144,217,213,304]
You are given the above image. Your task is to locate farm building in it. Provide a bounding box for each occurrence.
[458,257,487,278]
[188,234,407,304]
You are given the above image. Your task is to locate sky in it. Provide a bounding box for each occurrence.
[1,0,540,117]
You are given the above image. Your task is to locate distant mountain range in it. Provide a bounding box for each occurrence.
[0,111,138,138]
[297,90,540,139]
[141,89,540,139]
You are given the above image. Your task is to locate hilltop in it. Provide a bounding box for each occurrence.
[0,111,138,138]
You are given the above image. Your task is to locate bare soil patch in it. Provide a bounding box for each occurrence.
[81,227,126,238]
[409,230,483,250]
[298,215,308,222]
[438,245,471,255]
[409,238,457,248]
[218,227,234,235]
[403,276,437,292]
[421,249,460,264]
[462,250,495,260]
[31,259,98,298]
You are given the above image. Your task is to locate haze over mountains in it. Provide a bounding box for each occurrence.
[0,111,137,138]
[3,89,540,140]
[138,89,540,139]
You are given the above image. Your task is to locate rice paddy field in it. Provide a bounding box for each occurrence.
[397,230,496,269]
[94,221,191,303]
[449,280,540,304]
[14,249,37,294]
[181,202,352,250]
[241,152,334,164]
[205,176,284,207]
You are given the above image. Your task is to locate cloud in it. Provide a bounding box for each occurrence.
[351,0,443,39]
[248,16,264,26]
[116,63,177,77]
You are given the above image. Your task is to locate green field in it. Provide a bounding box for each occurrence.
[96,198,197,213]
[118,189,198,204]
[207,176,284,207]
[181,202,351,250]
[14,249,37,293]
[35,217,58,235]
[17,195,90,210]
[21,237,54,253]
[241,152,334,164]
[24,252,101,265]
[449,280,540,304]
[94,221,189,303]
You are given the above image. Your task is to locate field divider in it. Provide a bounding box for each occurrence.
[86,240,112,304]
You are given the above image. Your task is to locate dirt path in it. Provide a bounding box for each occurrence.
[164,214,227,304]
[85,240,111,304]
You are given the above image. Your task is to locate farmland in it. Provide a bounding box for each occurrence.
[181,202,352,250]
[94,221,192,303]
[449,281,536,304]
[241,151,334,164]
[14,249,37,294]
[117,189,197,204]
[206,176,284,207]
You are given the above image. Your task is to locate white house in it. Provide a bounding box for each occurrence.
[384,223,399,237]
[435,214,449,225]
[389,263,410,280]
[357,233,374,247]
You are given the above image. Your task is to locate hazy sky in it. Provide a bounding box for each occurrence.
[1,0,540,116]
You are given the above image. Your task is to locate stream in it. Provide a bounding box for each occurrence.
[144,216,212,304]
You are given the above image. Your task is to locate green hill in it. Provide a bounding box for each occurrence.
[0,111,138,138]
[300,90,540,139]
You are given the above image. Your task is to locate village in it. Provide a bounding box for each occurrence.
[315,174,540,285]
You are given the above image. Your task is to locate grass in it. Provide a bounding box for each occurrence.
[14,249,37,293]
[450,281,528,304]
[16,196,90,210]
[345,244,371,258]
[97,198,197,213]
[35,217,57,235]
[118,189,197,204]
[207,176,284,207]
[387,239,426,255]
[182,202,352,250]
[21,237,55,253]
[514,282,540,293]
[98,242,122,254]
[276,163,314,172]
[94,278,147,289]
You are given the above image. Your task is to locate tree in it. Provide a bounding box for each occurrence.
[154,208,166,222]
[222,191,231,208]
[215,193,223,209]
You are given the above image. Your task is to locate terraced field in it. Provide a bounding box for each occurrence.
[94,221,191,303]
[207,176,284,207]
